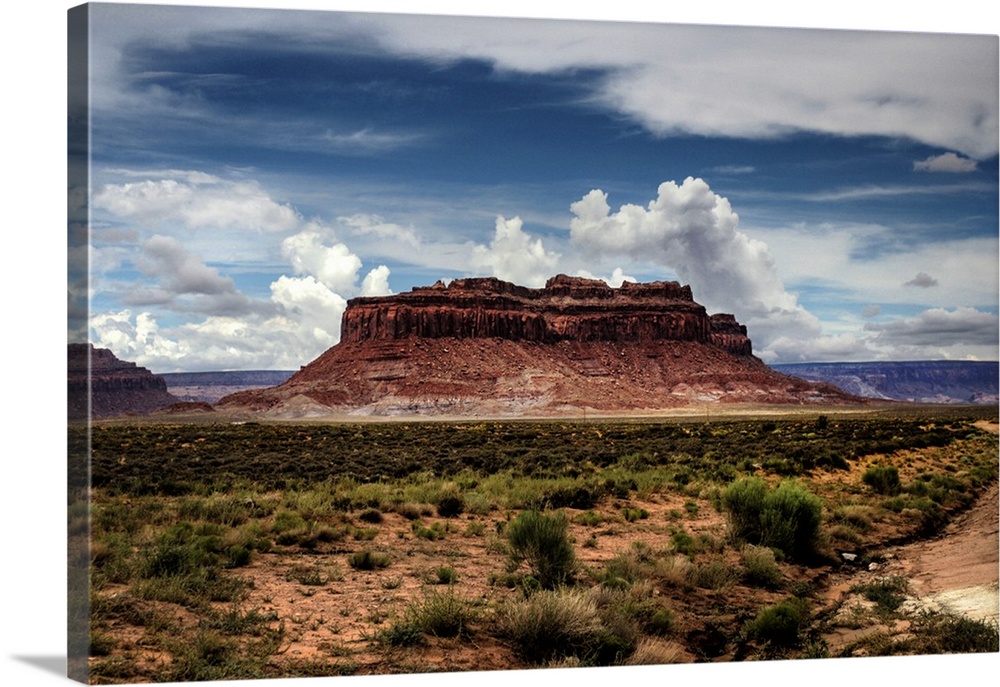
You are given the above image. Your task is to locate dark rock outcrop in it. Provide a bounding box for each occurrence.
[68,343,179,419]
[220,276,857,417]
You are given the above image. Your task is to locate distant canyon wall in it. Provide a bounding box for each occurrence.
[68,343,179,419]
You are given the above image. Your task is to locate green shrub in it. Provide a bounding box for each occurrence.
[759,481,823,560]
[920,614,999,653]
[670,530,697,556]
[831,504,874,531]
[720,477,768,544]
[200,606,280,636]
[286,564,335,586]
[159,628,277,682]
[271,511,307,533]
[740,544,783,588]
[141,522,225,579]
[132,523,255,606]
[721,477,823,561]
[434,566,458,585]
[574,510,603,527]
[862,464,901,495]
[600,543,655,587]
[462,492,494,515]
[498,589,602,664]
[692,558,737,590]
[89,629,116,656]
[622,507,649,523]
[374,622,425,647]
[646,608,675,635]
[589,602,641,665]
[542,480,605,510]
[351,527,378,541]
[852,576,907,614]
[411,520,447,540]
[393,502,430,520]
[357,508,383,524]
[347,549,391,570]
[652,554,694,588]
[223,545,252,569]
[436,494,465,518]
[747,597,809,646]
[404,589,477,637]
[506,510,577,589]
[463,521,486,537]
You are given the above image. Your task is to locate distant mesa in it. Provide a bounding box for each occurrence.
[68,343,180,420]
[773,361,999,406]
[219,275,857,417]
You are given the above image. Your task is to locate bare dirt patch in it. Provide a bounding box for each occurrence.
[882,421,999,623]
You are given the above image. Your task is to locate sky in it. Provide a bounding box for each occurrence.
[73,1,1000,372]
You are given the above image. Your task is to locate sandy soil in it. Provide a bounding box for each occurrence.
[817,420,999,656]
[880,422,999,624]
[867,483,998,623]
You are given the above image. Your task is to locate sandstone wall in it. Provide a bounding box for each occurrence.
[341,275,752,355]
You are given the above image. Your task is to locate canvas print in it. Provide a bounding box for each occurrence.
[67,2,999,684]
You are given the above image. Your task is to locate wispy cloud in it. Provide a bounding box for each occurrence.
[321,127,427,153]
[864,307,999,349]
[711,165,756,175]
[796,182,995,202]
[93,172,300,232]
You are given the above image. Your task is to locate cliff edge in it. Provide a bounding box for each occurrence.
[218,275,857,417]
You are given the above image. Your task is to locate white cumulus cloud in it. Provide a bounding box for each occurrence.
[569,177,821,355]
[89,169,395,370]
[281,224,365,294]
[90,277,348,372]
[470,215,561,287]
[360,265,393,296]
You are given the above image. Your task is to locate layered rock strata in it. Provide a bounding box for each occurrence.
[341,275,752,355]
[219,276,857,417]
[68,343,179,419]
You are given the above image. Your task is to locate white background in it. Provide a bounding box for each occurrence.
[2,2,997,686]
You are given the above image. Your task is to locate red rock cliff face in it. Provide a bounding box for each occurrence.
[341,275,750,353]
[709,313,753,357]
[218,275,858,417]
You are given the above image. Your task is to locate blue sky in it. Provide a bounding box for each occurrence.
[75,1,999,372]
